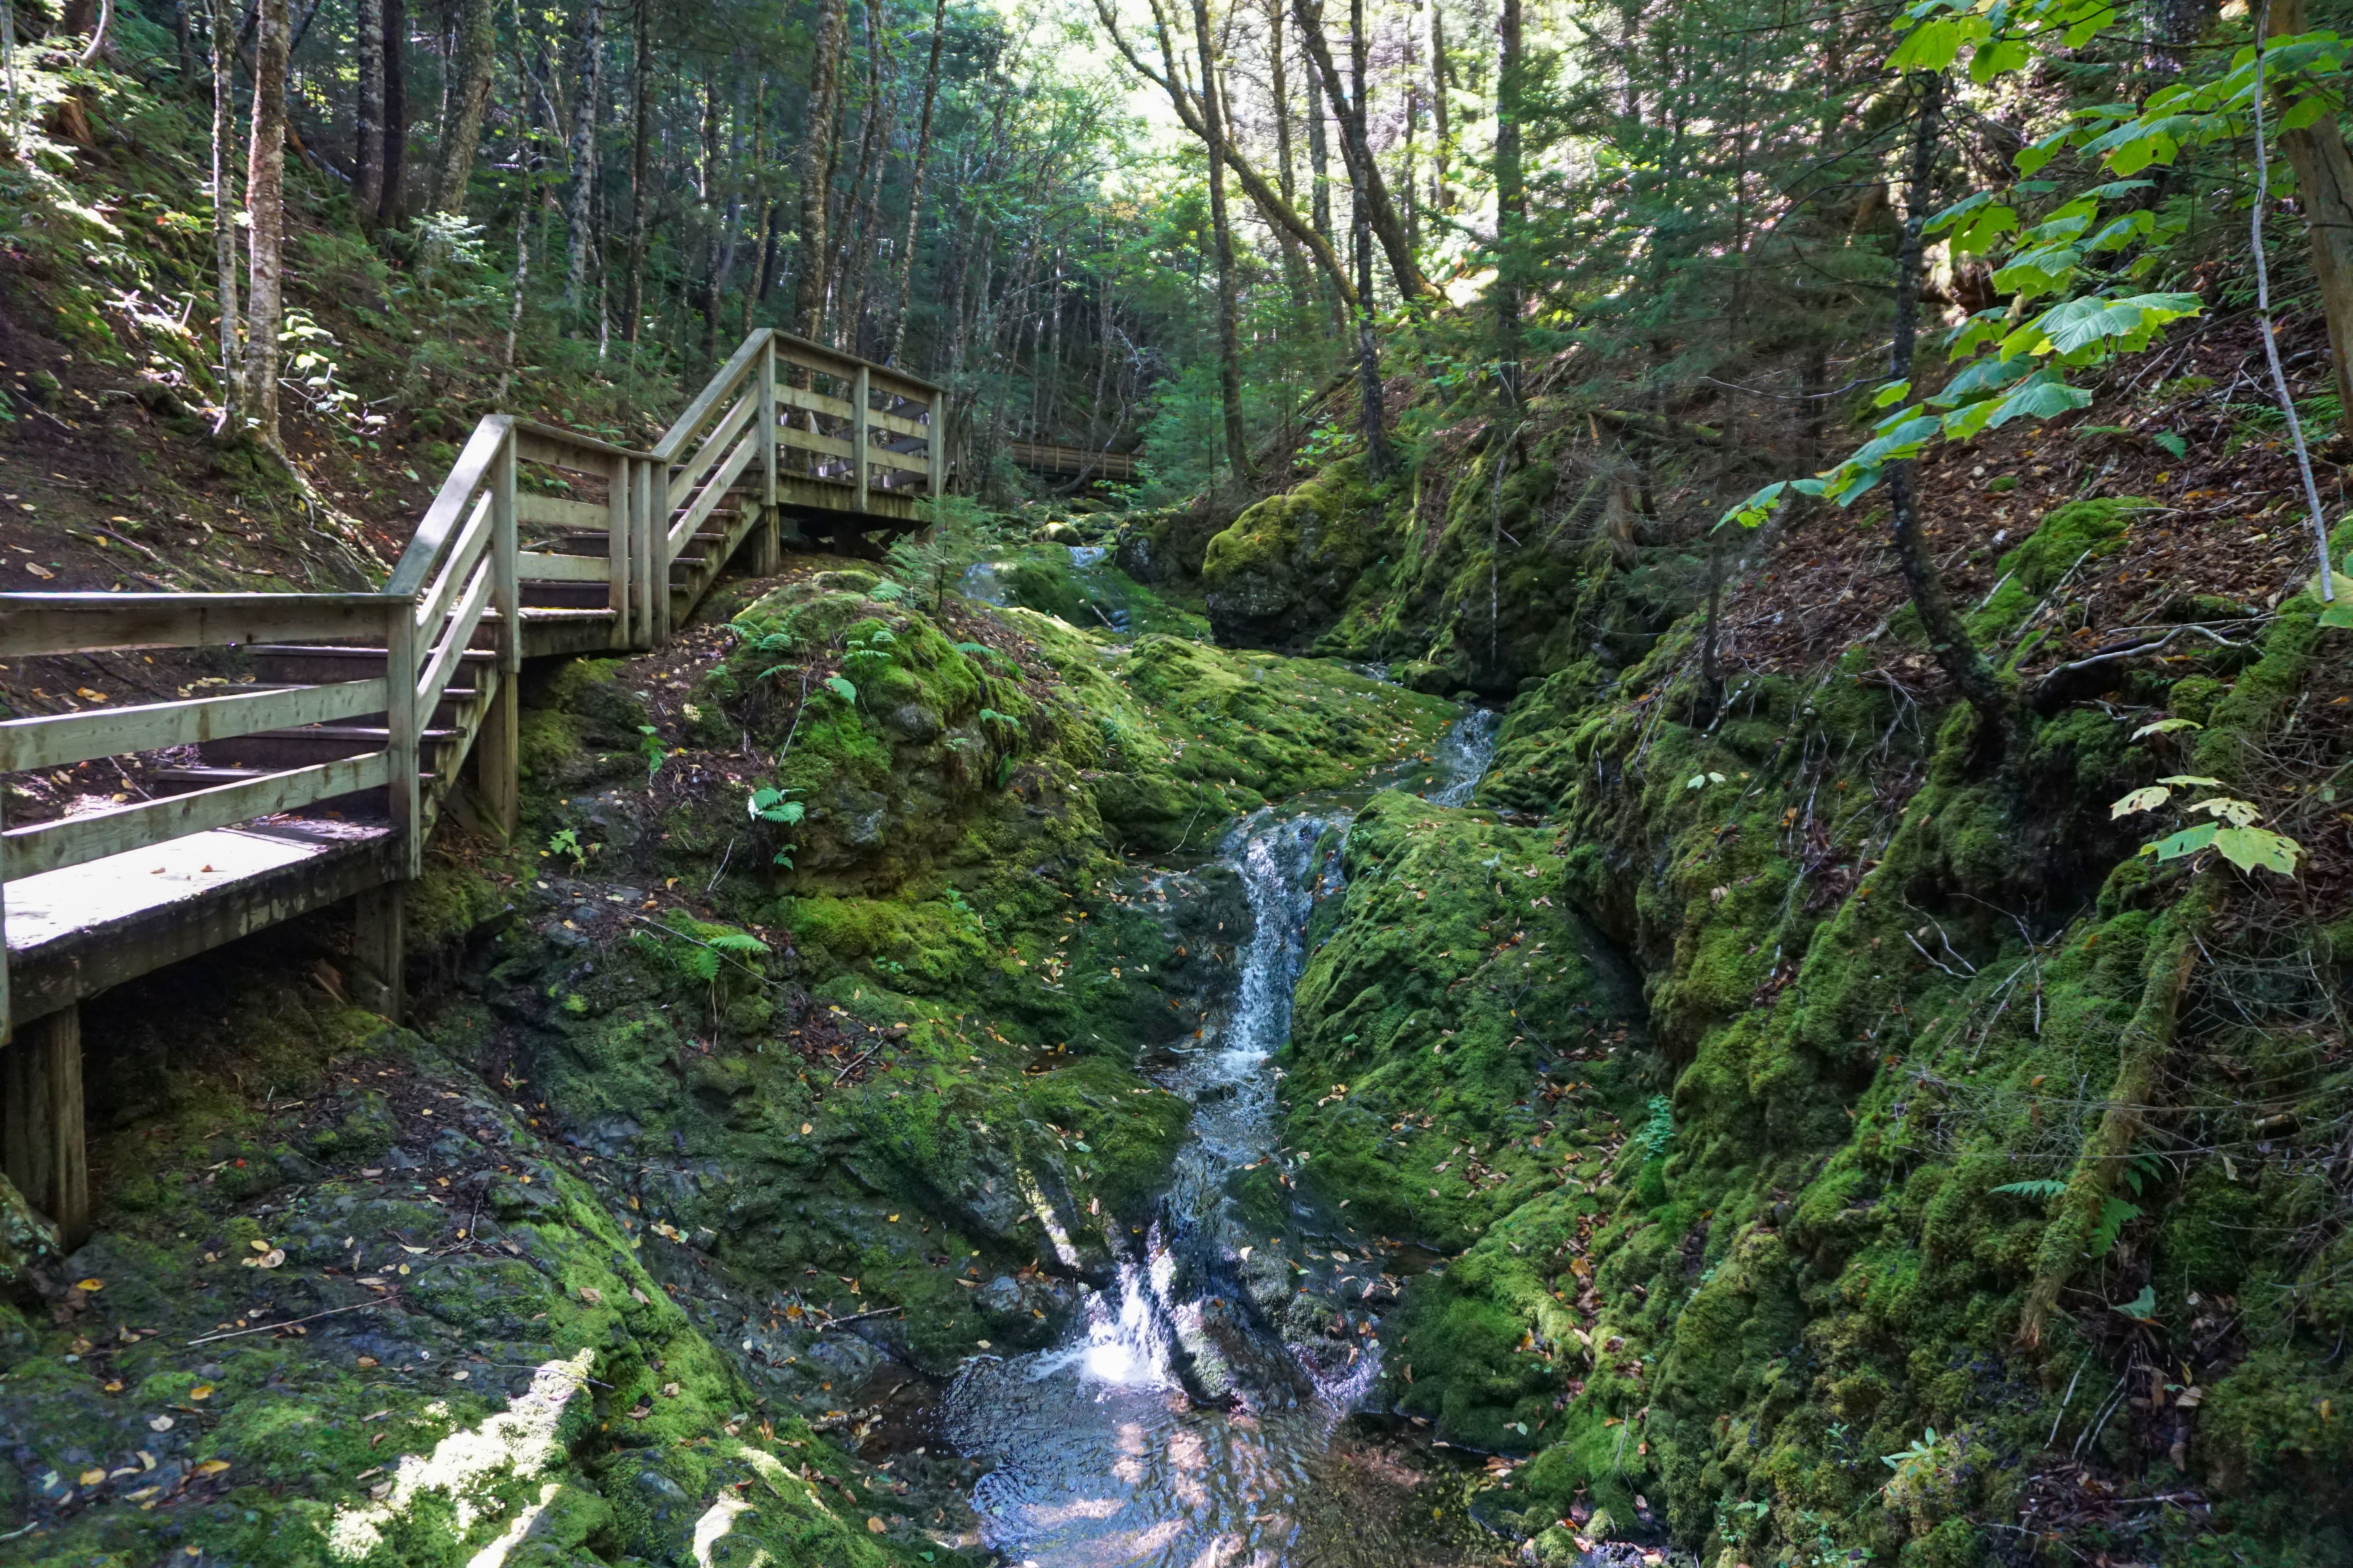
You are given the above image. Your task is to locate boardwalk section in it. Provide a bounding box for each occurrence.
[0,330,946,1241]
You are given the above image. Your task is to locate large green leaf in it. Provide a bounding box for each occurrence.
[1985,376,2094,428]
[2142,822,2218,861]
[1889,16,1967,71]
[2212,825,2300,876]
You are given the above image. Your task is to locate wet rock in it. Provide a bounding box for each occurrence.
[884,702,942,743]
[0,1173,61,1302]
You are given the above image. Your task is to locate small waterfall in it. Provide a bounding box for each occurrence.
[940,709,1498,1567]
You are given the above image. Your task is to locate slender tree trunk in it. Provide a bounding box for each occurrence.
[1294,0,1438,303]
[209,0,241,432]
[1494,0,1524,398]
[379,0,407,223]
[1348,0,1388,474]
[1428,0,1450,210]
[887,0,947,363]
[696,74,723,372]
[792,0,849,340]
[829,2,887,352]
[498,202,529,400]
[354,0,385,218]
[740,75,768,336]
[1266,0,1310,323]
[1191,0,1249,482]
[2270,0,2353,431]
[1886,69,2005,745]
[621,0,649,343]
[561,0,603,315]
[1306,43,1342,334]
[242,0,289,446]
[174,0,196,81]
[429,0,495,214]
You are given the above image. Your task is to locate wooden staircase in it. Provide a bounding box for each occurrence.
[0,329,948,1242]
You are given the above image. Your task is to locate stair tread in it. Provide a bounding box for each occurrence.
[249,725,463,741]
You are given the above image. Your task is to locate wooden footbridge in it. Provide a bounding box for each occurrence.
[0,330,946,1243]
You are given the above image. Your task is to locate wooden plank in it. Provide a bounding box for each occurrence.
[475,670,517,838]
[516,494,609,531]
[416,560,495,710]
[385,416,510,598]
[492,430,522,678]
[415,491,494,633]
[0,679,387,773]
[854,365,871,513]
[769,326,942,396]
[668,431,759,558]
[351,881,404,1021]
[655,329,771,462]
[777,424,854,461]
[776,383,855,421]
[4,821,395,1022]
[665,390,758,512]
[513,420,654,467]
[775,425,931,477]
[607,453,633,647]
[518,550,611,582]
[0,1005,84,1242]
[0,751,394,881]
[0,592,392,658]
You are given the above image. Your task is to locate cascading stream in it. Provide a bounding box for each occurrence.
[940,709,1501,1568]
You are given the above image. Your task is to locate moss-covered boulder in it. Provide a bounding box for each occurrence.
[1201,458,1389,648]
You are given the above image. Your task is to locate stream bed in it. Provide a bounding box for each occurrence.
[932,709,1503,1568]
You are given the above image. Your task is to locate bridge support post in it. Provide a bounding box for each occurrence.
[350,883,404,1024]
[2,1004,88,1247]
[475,671,520,838]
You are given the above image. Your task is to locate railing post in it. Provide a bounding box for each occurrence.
[640,457,669,646]
[491,426,520,677]
[386,596,420,879]
[0,784,10,1048]
[758,338,782,574]
[482,428,521,837]
[854,365,871,515]
[607,452,633,645]
[760,336,778,511]
[927,392,946,502]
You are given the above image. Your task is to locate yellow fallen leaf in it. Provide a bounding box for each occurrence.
[867,1517,886,1534]
[887,1214,899,1223]
[80,1468,107,1486]
[196,1460,231,1476]
[74,1277,103,1291]
[801,1123,813,1135]
[249,1240,272,1252]
[189,1383,214,1401]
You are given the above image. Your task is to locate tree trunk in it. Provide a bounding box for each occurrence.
[1886,69,2006,747]
[561,0,603,315]
[242,0,289,446]
[887,0,948,363]
[2271,0,2353,431]
[792,0,848,341]
[1100,0,1357,312]
[697,75,723,372]
[1493,0,1524,398]
[378,0,407,223]
[1427,0,1450,211]
[429,0,495,215]
[1293,0,1439,303]
[354,0,385,218]
[1306,42,1342,333]
[740,75,769,337]
[209,0,241,433]
[1192,0,1249,482]
[1349,0,1388,474]
[621,0,649,343]
[830,2,888,352]
[1266,0,1310,322]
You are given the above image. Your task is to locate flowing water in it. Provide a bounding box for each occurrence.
[939,709,1502,1568]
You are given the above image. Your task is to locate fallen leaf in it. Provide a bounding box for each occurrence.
[189,1383,214,1401]
[577,1286,605,1305]
[196,1460,231,1476]
[867,1517,886,1533]
[79,1468,107,1486]
[74,1277,103,1292]
[149,1415,175,1432]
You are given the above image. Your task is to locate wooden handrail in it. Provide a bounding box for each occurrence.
[385,417,511,598]
[0,592,395,658]
[655,331,773,463]
[0,679,388,773]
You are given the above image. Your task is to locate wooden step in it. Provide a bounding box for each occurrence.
[198,724,462,771]
[520,581,617,610]
[249,644,494,687]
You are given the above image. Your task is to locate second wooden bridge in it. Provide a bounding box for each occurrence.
[0,329,947,1243]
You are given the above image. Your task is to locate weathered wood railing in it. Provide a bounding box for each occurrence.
[0,327,945,1041]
